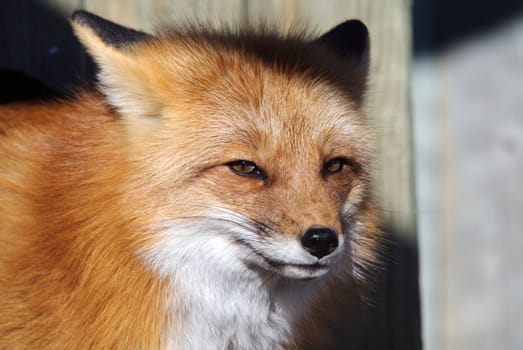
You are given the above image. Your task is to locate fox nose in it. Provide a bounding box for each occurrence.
[300,227,339,259]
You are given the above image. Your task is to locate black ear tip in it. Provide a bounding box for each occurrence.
[316,18,370,63]
[70,9,151,48]
[342,19,369,37]
[71,10,95,25]
[322,19,369,48]
[342,19,369,52]
[70,10,110,31]
[71,9,85,20]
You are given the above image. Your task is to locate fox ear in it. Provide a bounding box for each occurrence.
[316,20,370,76]
[71,10,151,49]
[71,11,159,126]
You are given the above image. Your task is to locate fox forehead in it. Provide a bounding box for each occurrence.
[157,67,370,169]
[133,42,363,144]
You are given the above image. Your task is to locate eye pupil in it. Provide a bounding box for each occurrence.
[227,160,267,182]
[232,162,250,173]
[324,158,349,175]
[243,164,255,173]
[327,160,342,172]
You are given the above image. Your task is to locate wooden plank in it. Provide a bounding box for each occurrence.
[83,0,247,32]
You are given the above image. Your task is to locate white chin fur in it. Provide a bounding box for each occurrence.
[274,264,331,280]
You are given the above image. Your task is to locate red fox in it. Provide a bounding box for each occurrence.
[0,10,382,349]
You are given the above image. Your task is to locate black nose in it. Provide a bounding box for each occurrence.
[300,227,339,259]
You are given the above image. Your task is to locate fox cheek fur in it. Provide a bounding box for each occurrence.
[0,10,382,349]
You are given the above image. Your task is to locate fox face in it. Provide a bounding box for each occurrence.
[72,12,375,283]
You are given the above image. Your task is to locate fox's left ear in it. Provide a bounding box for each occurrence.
[316,20,370,76]
[71,11,159,126]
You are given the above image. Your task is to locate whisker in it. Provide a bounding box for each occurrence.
[156,214,258,236]
[205,205,280,235]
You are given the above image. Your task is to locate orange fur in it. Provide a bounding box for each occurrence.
[0,12,382,349]
[0,95,169,349]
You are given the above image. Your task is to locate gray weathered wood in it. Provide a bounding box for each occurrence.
[414,16,523,350]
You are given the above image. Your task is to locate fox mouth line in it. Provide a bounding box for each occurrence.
[233,236,329,272]
[264,259,327,270]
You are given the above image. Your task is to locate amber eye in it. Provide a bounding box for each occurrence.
[323,157,350,176]
[227,160,267,182]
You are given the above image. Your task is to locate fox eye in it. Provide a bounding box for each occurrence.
[323,157,350,176]
[227,160,267,182]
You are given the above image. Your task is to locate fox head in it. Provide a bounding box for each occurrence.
[71,11,379,281]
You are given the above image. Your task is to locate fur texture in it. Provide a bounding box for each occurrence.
[0,11,382,349]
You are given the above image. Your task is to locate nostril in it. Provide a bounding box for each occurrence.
[300,227,339,259]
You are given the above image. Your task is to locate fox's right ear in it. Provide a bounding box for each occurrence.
[71,10,151,49]
[71,11,159,127]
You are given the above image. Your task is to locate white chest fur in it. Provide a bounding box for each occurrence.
[166,267,309,350]
[143,220,321,350]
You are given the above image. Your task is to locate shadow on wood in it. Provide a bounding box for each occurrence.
[338,226,421,350]
[413,0,523,54]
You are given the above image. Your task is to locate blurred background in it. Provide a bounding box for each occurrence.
[414,1,523,349]
[0,1,521,349]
